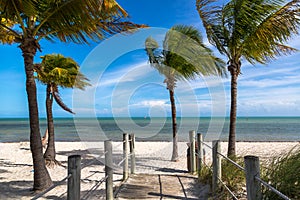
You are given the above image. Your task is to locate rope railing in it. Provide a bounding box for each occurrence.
[216,175,239,200]
[255,176,291,200]
[116,152,134,167]
[81,151,108,170]
[32,133,135,200]
[195,137,245,171]
[217,151,245,171]
[194,147,239,200]
[190,131,292,200]
[31,174,72,200]
[81,175,109,200]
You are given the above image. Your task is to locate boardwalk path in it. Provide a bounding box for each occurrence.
[115,173,210,199]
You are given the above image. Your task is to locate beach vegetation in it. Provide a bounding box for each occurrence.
[220,157,246,199]
[145,25,226,161]
[261,145,300,199]
[0,0,143,191]
[197,0,300,157]
[35,54,90,167]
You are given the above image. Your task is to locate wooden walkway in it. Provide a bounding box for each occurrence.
[115,174,210,199]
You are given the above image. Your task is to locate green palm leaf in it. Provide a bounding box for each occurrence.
[197,0,300,157]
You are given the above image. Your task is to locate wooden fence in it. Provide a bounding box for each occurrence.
[188,130,291,200]
[31,133,135,200]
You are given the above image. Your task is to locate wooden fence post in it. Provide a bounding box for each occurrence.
[123,133,129,181]
[67,155,81,200]
[244,156,262,200]
[105,140,113,200]
[189,130,196,174]
[212,140,221,194]
[129,134,136,174]
[197,133,203,177]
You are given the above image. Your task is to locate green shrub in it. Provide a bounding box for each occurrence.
[198,164,212,185]
[220,157,246,199]
[262,145,300,200]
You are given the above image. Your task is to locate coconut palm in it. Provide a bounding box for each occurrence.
[197,0,300,157]
[145,25,226,161]
[0,0,142,191]
[35,54,90,167]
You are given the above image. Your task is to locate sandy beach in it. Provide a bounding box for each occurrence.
[0,141,298,199]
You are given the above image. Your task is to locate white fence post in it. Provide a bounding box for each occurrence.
[123,133,129,181]
[129,134,136,174]
[189,130,196,174]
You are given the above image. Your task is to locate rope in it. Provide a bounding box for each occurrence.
[81,151,108,170]
[31,174,72,200]
[117,157,127,166]
[116,152,133,166]
[81,175,109,200]
[216,175,239,200]
[194,139,290,200]
[201,141,213,149]
[216,152,245,171]
[255,176,291,200]
[193,141,240,200]
[193,140,244,171]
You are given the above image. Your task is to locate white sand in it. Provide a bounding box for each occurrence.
[0,141,298,199]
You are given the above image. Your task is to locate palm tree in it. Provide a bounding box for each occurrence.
[145,25,226,161]
[35,54,90,167]
[0,0,142,191]
[197,0,300,157]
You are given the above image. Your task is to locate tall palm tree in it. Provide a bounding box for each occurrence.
[35,54,90,167]
[197,0,300,157]
[0,0,143,191]
[145,25,226,161]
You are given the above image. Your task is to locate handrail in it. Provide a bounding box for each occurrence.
[216,151,245,171]
[217,175,239,200]
[255,176,291,200]
[81,151,108,169]
[31,174,72,200]
[192,133,292,200]
[197,139,244,171]
[196,150,239,200]
[81,175,109,200]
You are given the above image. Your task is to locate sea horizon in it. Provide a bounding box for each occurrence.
[0,116,299,143]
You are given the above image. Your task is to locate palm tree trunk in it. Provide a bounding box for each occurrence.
[20,38,53,190]
[44,85,56,165]
[227,63,239,157]
[169,89,179,161]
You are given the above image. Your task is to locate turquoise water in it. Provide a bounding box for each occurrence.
[0,117,299,142]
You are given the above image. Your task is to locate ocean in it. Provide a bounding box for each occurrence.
[0,117,299,142]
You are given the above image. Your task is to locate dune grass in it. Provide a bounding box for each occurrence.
[261,145,300,200]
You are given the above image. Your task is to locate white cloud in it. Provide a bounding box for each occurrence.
[131,100,168,108]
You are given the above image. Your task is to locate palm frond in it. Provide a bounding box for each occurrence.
[198,0,299,66]
[36,53,90,90]
[196,0,231,58]
[145,36,161,66]
[35,0,145,43]
[242,0,300,64]
[51,85,74,114]
[0,18,17,44]
[145,24,226,88]
[164,25,226,78]
[0,0,145,44]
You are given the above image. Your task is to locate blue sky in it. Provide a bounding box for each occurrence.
[0,0,300,118]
